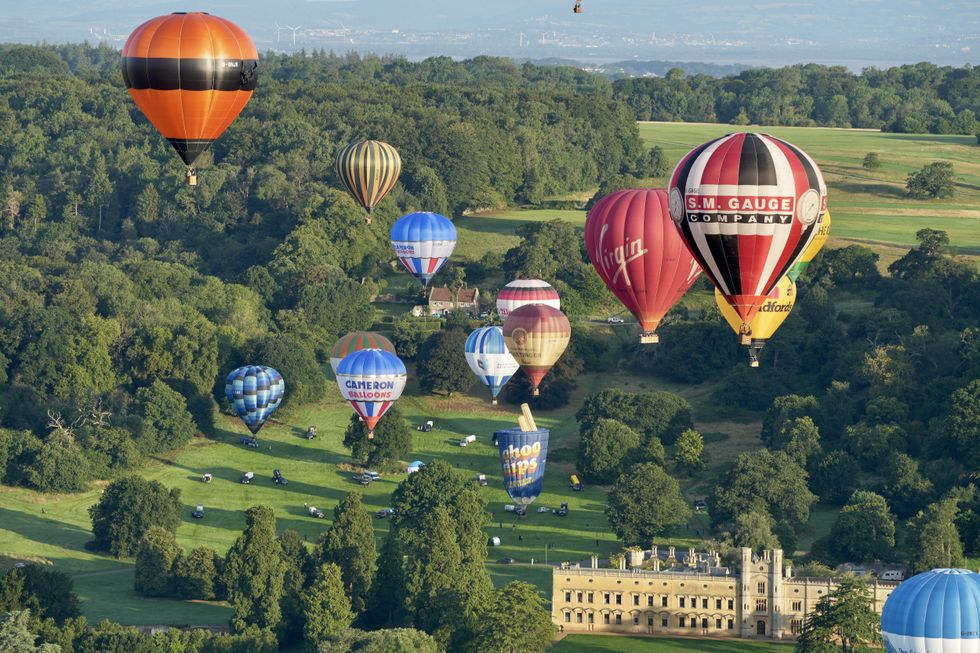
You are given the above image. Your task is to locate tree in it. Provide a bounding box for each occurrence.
[0,610,60,653]
[809,451,861,505]
[907,496,966,572]
[471,582,555,653]
[942,379,980,468]
[391,316,429,360]
[775,417,822,466]
[316,492,377,614]
[402,507,462,641]
[830,492,896,563]
[733,510,781,551]
[88,476,181,557]
[606,463,690,545]
[639,145,669,178]
[18,429,90,493]
[416,329,472,396]
[134,526,180,597]
[576,389,694,445]
[882,452,933,518]
[708,450,817,530]
[134,380,196,454]
[796,576,881,653]
[761,394,820,446]
[303,564,354,648]
[862,152,881,170]
[173,546,219,600]
[342,407,412,472]
[317,628,439,653]
[224,505,287,633]
[256,331,326,408]
[673,428,706,474]
[906,161,955,199]
[576,418,640,484]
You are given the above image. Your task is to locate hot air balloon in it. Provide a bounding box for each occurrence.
[391,212,457,287]
[465,327,519,405]
[585,188,702,344]
[495,427,549,508]
[717,276,796,368]
[225,365,285,435]
[503,304,570,397]
[496,279,561,321]
[122,13,258,186]
[330,332,396,374]
[787,209,832,283]
[881,568,980,653]
[336,140,401,222]
[335,349,407,439]
[668,132,827,344]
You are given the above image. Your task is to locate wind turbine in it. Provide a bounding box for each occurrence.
[275,22,302,46]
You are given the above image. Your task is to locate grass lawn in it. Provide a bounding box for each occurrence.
[638,122,980,259]
[552,634,796,652]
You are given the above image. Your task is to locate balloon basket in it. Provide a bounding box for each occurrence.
[639,332,660,344]
[186,169,198,187]
[740,334,752,346]
[491,398,498,406]
[749,360,760,368]
[367,431,375,440]
[532,388,540,397]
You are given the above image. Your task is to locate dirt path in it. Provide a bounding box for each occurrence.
[71,567,133,579]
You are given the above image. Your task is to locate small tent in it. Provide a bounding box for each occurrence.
[407,460,425,474]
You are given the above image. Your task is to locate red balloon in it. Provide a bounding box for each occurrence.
[585,189,702,343]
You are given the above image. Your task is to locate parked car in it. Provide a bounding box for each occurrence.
[239,436,259,448]
[375,508,395,519]
[201,473,213,483]
[553,502,569,517]
[475,473,488,486]
[693,499,707,512]
[569,474,583,491]
[880,570,905,581]
[496,557,515,565]
[305,426,317,440]
[306,504,325,519]
[273,469,288,485]
[417,420,434,432]
[459,434,476,447]
[536,506,551,513]
[192,505,204,519]
[240,471,254,484]
[606,316,625,324]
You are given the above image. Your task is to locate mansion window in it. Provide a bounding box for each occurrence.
[647,595,654,606]
[565,591,571,602]
[756,599,768,612]
[576,613,583,623]
[564,612,571,623]
[604,614,610,624]
[758,582,766,594]
[716,618,722,629]
[577,592,583,602]
[647,616,654,626]
[633,595,640,606]
[615,614,622,625]
[588,613,594,624]
[728,599,735,610]
[604,593,610,605]
[679,617,686,627]
[702,618,709,629]
[615,594,622,605]
[716,598,722,609]
[633,615,640,625]
[690,619,697,629]
[661,616,668,627]
[588,592,594,603]
[728,619,734,630]
[662,596,668,607]
[792,619,804,635]
[679,597,686,608]
[792,601,802,611]
[702,598,708,609]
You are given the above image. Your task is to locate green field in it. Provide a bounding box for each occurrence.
[552,634,795,652]
[639,122,980,262]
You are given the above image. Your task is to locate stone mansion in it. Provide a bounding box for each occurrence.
[552,547,898,641]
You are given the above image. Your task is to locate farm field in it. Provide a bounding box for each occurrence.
[639,122,980,260]
[552,634,797,653]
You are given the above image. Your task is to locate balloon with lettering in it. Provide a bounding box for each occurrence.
[225,365,285,435]
[465,327,520,405]
[881,568,980,653]
[502,304,571,397]
[787,209,832,283]
[494,427,549,506]
[335,349,407,438]
[330,332,396,374]
[496,279,561,321]
[122,13,258,186]
[585,188,702,343]
[390,212,457,287]
[716,276,796,367]
[668,132,827,344]
[336,139,401,222]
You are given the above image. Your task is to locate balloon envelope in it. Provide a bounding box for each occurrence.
[465,327,519,403]
[331,332,396,374]
[335,349,407,434]
[502,304,571,396]
[585,188,702,343]
[336,140,401,219]
[391,212,457,287]
[497,279,561,321]
[717,276,796,367]
[668,132,827,330]
[122,13,257,170]
[225,365,285,434]
[881,568,980,653]
[788,209,832,282]
[495,427,549,506]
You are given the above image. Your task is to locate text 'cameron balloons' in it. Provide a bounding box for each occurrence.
[335,349,407,438]
[503,304,571,397]
[788,209,832,283]
[668,132,827,342]
[391,212,457,287]
[881,568,980,653]
[123,13,258,186]
[225,366,284,435]
[336,140,401,222]
[494,427,549,506]
[585,188,702,344]
[465,327,519,405]
[717,276,796,368]
[496,279,561,321]
[330,332,396,375]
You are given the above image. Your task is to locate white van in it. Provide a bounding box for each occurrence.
[503,504,516,512]
[880,570,905,581]
[460,434,477,447]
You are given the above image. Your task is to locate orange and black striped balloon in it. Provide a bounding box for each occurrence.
[336,140,402,219]
[122,13,258,169]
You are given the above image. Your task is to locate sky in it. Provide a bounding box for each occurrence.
[2,0,978,69]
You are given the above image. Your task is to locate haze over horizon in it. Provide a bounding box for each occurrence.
[2,0,978,70]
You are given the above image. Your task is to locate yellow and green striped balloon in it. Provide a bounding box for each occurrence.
[336,139,402,222]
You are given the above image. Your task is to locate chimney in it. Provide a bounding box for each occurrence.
[591,555,598,569]
[653,558,661,572]
[619,557,627,571]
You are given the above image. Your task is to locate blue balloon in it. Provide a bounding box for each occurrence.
[390,211,457,287]
[225,365,285,435]
[494,427,549,506]
[465,327,519,403]
[335,349,408,434]
[881,568,980,653]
